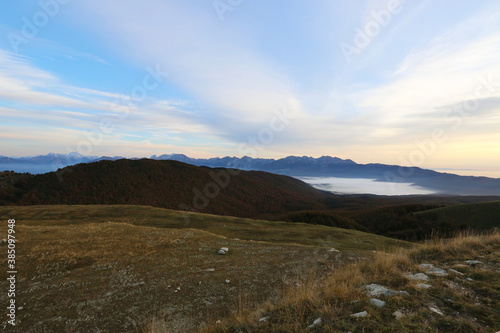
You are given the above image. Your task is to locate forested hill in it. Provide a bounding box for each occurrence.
[4,159,332,217]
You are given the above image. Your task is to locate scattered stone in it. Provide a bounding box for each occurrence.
[258,316,269,323]
[329,248,340,252]
[224,279,230,284]
[466,278,474,282]
[308,317,322,328]
[364,284,409,297]
[215,320,222,324]
[465,260,483,265]
[429,306,444,316]
[406,273,429,281]
[370,298,386,308]
[448,268,464,276]
[218,247,229,255]
[428,267,448,276]
[419,264,447,277]
[392,310,405,320]
[351,311,368,318]
[417,283,432,289]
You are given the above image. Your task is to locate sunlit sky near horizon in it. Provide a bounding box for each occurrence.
[1,0,500,176]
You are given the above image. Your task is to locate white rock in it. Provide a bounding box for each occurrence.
[392,310,405,320]
[370,298,386,308]
[426,267,448,277]
[448,268,464,276]
[429,306,444,316]
[364,284,408,297]
[308,317,322,328]
[406,273,429,281]
[258,316,269,323]
[224,279,230,284]
[417,283,432,289]
[466,277,474,281]
[419,264,434,269]
[351,311,368,318]
[218,249,228,255]
[465,260,483,265]
[218,247,229,255]
[329,248,340,252]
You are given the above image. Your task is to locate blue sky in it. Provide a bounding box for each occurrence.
[1,0,500,175]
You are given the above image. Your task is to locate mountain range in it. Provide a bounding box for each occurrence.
[1,152,500,195]
[2,158,500,241]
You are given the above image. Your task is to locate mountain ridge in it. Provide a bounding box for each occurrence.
[6,159,332,218]
[1,152,499,195]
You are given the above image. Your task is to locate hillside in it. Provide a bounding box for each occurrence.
[200,230,500,333]
[6,159,332,218]
[415,200,500,230]
[2,159,500,242]
[0,205,407,332]
[1,205,498,332]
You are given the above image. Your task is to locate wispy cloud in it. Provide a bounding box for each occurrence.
[0,48,221,156]
[74,1,304,127]
[352,9,500,138]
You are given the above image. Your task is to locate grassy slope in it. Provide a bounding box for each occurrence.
[415,200,500,229]
[203,231,500,333]
[0,205,407,333]
[0,205,407,250]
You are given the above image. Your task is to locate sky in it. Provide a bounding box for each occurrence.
[1,0,500,176]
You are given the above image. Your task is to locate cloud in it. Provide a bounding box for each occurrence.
[0,47,222,157]
[73,1,304,128]
[351,9,500,143]
[0,49,113,110]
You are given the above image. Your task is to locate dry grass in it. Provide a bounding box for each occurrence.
[198,229,500,333]
[0,205,498,332]
[1,205,405,332]
[410,229,500,262]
